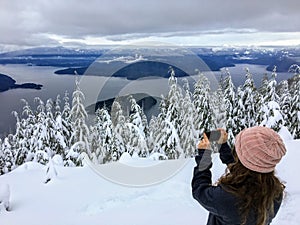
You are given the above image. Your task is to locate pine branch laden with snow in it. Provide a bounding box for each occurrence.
[260,101,284,131]
[66,141,85,166]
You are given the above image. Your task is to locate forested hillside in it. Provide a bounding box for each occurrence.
[0,65,299,174]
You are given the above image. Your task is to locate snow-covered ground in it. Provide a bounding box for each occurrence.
[0,140,299,225]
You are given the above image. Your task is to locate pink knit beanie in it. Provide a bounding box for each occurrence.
[235,126,287,173]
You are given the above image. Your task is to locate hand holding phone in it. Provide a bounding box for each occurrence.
[216,128,228,144]
[198,133,211,150]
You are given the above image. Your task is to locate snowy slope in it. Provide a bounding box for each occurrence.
[0,140,299,225]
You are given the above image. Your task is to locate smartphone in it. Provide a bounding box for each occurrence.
[205,130,221,142]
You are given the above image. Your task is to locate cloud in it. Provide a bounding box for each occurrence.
[0,0,300,49]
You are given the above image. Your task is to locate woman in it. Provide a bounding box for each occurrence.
[192,126,286,225]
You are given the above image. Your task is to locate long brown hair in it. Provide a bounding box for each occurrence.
[218,150,285,225]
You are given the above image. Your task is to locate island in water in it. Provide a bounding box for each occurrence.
[0,73,43,92]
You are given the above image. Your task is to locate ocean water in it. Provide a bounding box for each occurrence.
[0,63,294,138]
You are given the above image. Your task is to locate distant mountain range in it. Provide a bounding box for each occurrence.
[0,73,43,92]
[0,46,299,79]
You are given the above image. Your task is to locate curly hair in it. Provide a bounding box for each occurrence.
[218,150,285,225]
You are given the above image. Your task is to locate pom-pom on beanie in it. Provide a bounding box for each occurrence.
[235,126,286,173]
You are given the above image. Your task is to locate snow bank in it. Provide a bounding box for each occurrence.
[277,140,300,192]
[119,152,163,167]
[278,126,293,142]
[0,140,299,225]
[0,184,10,211]
[273,140,300,225]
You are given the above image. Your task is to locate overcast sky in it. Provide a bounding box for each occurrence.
[0,0,300,51]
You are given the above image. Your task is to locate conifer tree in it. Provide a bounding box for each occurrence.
[233,86,246,135]
[11,111,29,166]
[256,73,269,125]
[60,91,72,160]
[259,67,284,131]
[290,74,300,138]
[240,68,257,128]
[260,101,284,132]
[147,116,159,154]
[30,97,52,164]
[153,96,167,143]
[1,136,15,173]
[279,80,292,130]
[154,119,182,159]
[222,69,236,146]
[166,67,183,132]
[180,82,197,157]
[128,96,147,136]
[111,100,126,154]
[95,108,119,163]
[212,85,226,129]
[68,79,90,165]
[153,68,183,159]
[126,96,149,157]
[54,95,61,118]
[0,138,5,174]
[264,66,280,103]
[193,71,214,135]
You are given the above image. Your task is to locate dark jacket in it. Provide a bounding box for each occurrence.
[191,143,282,225]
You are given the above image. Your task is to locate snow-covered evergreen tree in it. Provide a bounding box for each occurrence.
[59,91,73,162]
[179,82,197,157]
[0,139,5,175]
[89,125,101,164]
[27,97,50,164]
[30,97,66,164]
[95,108,118,163]
[260,101,284,132]
[54,95,61,118]
[147,116,159,154]
[256,73,269,125]
[111,100,126,155]
[153,68,183,159]
[290,74,300,139]
[54,113,68,158]
[279,80,292,130]
[166,67,183,132]
[62,91,71,122]
[264,66,280,103]
[68,80,90,166]
[154,119,182,159]
[193,71,214,136]
[212,85,226,129]
[125,96,149,157]
[11,111,29,166]
[259,67,283,131]
[222,69,236,146]
[152,96,167,149]
[128,96,148,137]
[0,137,15,174]
[240,68,257,128]
[233,86,246,135]
[51,95,69,160]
